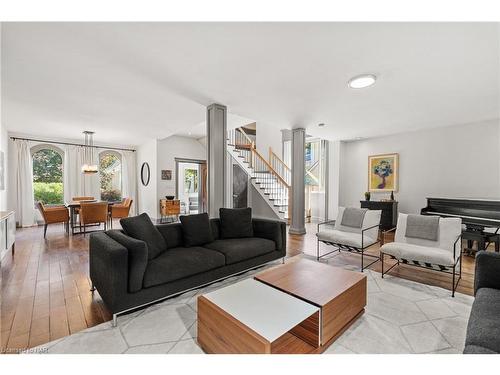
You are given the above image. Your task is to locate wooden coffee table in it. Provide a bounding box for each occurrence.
[197,279,321,354]
[197,258,366,354]
[255,258,367,349]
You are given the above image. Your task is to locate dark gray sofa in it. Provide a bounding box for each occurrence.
[464,251,500,354]
[89,217,286,325]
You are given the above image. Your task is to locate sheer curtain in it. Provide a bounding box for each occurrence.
[14,139,36,227]
[63,145,100,201]
[121,150,137,215]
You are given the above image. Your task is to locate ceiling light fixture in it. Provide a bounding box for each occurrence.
[81,131,98,174]
[348,74,377,89]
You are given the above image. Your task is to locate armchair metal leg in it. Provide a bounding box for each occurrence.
[43,224,48,238]
[381,252,384,278]
[317,239,320,261]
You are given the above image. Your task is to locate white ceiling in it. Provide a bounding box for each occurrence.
[2,22,499,146]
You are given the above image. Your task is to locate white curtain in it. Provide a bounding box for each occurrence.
[63,145,100,201]
[121,150,137,215]
[14,140,36,227]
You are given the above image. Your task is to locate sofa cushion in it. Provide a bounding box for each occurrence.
[380,241,455,267]
[156,223,184,249]
[179,213,214,247]
[317,229,376,248]
[219,208,253,239]
[143,247,225,288]
[106,230,148,293]
[464,287,500,353]
[120,213,167,260]
[204,238,275,265]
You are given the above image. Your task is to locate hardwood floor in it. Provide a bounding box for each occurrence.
[0,221,484,353]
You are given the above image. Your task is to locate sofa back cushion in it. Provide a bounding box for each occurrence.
[219,207,254,239]
[179,213,214,247]
[156,223,184,249]
[120,213,167,260]
[395,213,461,252]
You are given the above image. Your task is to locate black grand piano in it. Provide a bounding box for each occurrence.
[421,197,500,253]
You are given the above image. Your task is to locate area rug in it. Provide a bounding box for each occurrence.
[31,253,473,354]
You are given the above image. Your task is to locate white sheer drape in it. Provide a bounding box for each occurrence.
[14,140,36,227]
[121,150,137,215]
[63,145,100,201]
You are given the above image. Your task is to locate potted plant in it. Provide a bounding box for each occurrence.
[364,191,371,201]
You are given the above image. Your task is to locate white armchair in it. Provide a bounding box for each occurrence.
[316,207,382,271]
[380,213,462,296]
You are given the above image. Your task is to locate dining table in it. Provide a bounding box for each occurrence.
[65,200,115,235]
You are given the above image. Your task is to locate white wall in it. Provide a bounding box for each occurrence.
[0,122,8,211]
[327,140,341,220]
[156,135,206,199]
[256,122,282,160]
[338,119,500,215]
[136,139,158,219]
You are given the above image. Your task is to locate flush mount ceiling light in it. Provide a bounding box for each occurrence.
[348,74,377,89]
[318,123,326,127]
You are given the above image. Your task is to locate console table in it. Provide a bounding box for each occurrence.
[0,211,15,260]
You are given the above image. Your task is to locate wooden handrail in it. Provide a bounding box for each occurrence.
[269,147,291,172]
[251,147,291,188]
[237,126,254,145]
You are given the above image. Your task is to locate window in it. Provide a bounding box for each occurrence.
[99,151,122,202]
[32,147,64,205]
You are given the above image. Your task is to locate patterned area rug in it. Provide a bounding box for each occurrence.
[31,253,473,354]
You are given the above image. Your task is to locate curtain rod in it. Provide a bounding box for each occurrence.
[10,136,136,152]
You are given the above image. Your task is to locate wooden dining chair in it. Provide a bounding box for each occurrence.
[37,202,70,238]
[79,202,109,235]
[109,198,133,228]
[72,196,95,215]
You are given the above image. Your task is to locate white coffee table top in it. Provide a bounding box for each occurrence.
[202,278,319,342]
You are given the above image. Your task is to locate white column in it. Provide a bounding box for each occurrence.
[206,103,227,218]
[289,128,306,235]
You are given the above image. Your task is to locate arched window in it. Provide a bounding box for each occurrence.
[32,146,64,205]
[99,151,122,202]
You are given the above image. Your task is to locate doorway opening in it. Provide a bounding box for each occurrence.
[175,158,207,215]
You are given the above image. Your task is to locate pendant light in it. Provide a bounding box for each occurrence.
[81,131,98,174]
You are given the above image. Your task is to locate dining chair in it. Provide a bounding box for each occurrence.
[37,202,70,238]
[109,198,133,228]
[79,202,109,235]
[72,196,95,216]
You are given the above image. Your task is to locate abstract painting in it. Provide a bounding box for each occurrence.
[368,153,398,192]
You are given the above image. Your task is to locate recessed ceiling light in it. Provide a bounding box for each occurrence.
[348,74,377,89]
[318,123,326,127]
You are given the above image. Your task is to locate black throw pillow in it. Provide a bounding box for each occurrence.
[179,213,214,247]
[120,213,167,260]
[219,208,253,239]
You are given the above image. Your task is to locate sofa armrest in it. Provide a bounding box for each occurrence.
[252,218,286,255]
[89,232,129,313]
[106,230,148,293]
[474,251,500,295]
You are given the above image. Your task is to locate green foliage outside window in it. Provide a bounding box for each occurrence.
[32,149,64,204]
[100,153,122,201]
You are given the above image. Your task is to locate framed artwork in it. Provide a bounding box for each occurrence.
[161,169,172,180]
[368,153,399,192]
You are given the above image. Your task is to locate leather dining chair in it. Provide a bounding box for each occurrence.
[72,196,95,215]
[79,202,109,235]
[37,202,70,238]
[109,198,133,228]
